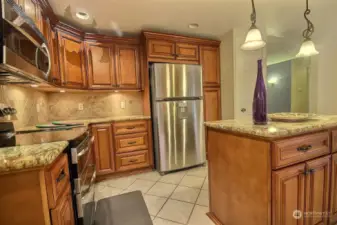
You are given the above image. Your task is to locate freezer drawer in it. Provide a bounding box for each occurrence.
[152,63,203,99]
[154,99,206,172]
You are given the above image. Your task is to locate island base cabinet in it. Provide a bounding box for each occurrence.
[272,156,330,225]
[51,193,75,225]
[330,154,337,224]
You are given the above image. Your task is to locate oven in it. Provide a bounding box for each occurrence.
[69,131,96,225]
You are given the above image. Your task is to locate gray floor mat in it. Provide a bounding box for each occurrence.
[94,191,153,225]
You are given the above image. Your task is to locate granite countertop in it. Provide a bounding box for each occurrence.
[205,115,337,139]
[0,141,68,173]
[16,115,151,133]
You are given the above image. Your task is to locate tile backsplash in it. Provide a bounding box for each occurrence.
[48,92,143,121]
[0,85,49,129]
[0,85,144,129]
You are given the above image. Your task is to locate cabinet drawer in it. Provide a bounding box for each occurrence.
[272,132,330,169]
[113,120,147,135]
[115,132,148,153]
[116,151,150,172]
[45,154,71,208]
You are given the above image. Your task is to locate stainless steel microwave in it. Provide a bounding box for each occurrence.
[0,0,51,84]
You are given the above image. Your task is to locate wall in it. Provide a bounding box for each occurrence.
[0,85,49,129]
[267,60,292,113]
[291,58,310,113]
[48,92,143,121]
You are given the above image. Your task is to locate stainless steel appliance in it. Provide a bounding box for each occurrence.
[151,63,206,174]
[0,0,51,84]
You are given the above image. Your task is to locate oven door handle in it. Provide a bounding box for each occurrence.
[81,166,96,197]
[77,136,94,157]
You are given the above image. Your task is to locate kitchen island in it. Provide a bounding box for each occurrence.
[205,115,337,225]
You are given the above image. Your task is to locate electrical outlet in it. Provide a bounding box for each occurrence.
[78,103,84,111]
[120,101,126,109]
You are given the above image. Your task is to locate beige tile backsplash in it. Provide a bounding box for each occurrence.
[48,92,143,120]
[0,85,144,129]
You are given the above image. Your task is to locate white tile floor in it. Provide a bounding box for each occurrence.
[95,165,214,225]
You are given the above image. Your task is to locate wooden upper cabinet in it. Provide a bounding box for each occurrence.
[115,44,140,89]
[175,43,199,61]
[58,31,86,88]
[204,87,221,121]
[305,156,330,225]
[86,42,116,89]
[148,39,175,59]
[92,124,115,175]
[21,0,43,31]
[200,46,220,87]
[273,163,306,225]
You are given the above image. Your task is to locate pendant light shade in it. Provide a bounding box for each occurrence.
[241,0,266,51]
[296,0,319,57]
[241,25,266,50]
[296,38,319,57]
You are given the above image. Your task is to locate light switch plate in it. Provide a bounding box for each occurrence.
[78,103,84,111]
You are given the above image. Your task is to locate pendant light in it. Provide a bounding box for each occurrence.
[241,0,266,51]
[296,0,319,57]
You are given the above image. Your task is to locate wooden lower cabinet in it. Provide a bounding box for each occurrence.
[204,87,221,121]
[92,124,115,175]
[92,120,153,177]
[273,163,306,225]
[330,154,337,224]
[51,192,75,225]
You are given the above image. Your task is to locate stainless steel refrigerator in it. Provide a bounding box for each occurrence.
[151,63,206,174]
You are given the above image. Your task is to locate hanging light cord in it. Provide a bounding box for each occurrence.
[302,0,314,40]
[250,0,257,26]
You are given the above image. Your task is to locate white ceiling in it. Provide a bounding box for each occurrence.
[48,0,337,62]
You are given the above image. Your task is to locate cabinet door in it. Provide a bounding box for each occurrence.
[148,39,175,59]
[330,154,337,224]
[92,124,115,175]
[273,163,306,225]
[58,31,86,88]
[86,42,116,89]
[204,87,221,121]
[115,45,140,89]
[200,46,220,87]
[305,156,330,225]
[176,43,199,61]
[51,193,75,225]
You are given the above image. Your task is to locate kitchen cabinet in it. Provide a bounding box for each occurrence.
[85,42,116,89]
[200,46,220,87]
[305,156,330,225]
[330,154,337,224]
[204,87,221,121]
[115,44,140,89]
[57,31,86,88]
[147,39,199,63]
[273,164,305,225]
[92,124,115,175]
[20,0,43,32]
[51,192,75,225]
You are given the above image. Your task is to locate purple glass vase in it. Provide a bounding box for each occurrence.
[253,59,267,125]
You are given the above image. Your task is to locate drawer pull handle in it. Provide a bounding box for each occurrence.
[301,169,316,176]
[56,169,66,183]
[128,141,137,145]
[297,145,312,152]
[126,126,136,130]
[129,159,138,163]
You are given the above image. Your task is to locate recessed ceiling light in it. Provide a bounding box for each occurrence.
[76,11,90,20]
[60,90,66,93]
[188,23,199,29]
[30,84,39,88]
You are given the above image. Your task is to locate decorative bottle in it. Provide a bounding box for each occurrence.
[253,59,267,125]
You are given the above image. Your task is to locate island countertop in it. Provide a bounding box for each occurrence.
[0,141,69,173]
[205,115,337,140]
